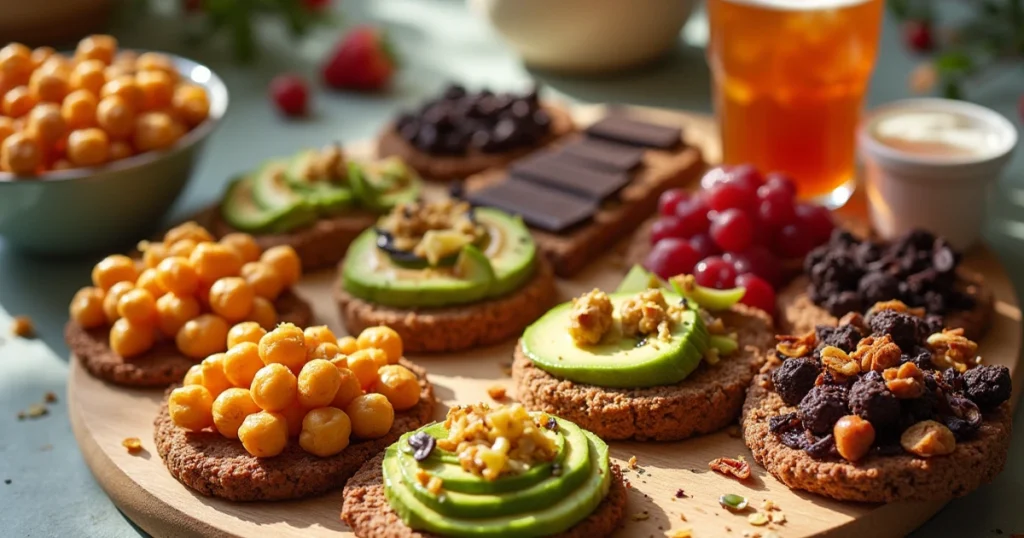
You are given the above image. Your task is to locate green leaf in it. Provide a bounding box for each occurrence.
[934,50,975,77]
[887,0,910,19]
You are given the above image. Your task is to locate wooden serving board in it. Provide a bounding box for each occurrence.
[68,108,1023,538]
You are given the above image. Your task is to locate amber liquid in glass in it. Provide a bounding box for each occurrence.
[707,0,884,204]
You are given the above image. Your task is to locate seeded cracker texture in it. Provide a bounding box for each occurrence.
[512,305,774,441]
[340,454,627,538]
[741,365,1013,502]
[154,359,435,501]
[66,290,313,388]
[376,104,575,182]
[334,256,558,354]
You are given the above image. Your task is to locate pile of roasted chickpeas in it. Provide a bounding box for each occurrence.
[0,34,211,177]
[68,222,300,360]
[168,322,420,458]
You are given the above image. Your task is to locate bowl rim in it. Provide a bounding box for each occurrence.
[0,50,230,186]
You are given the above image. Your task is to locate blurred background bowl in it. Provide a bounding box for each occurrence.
[0,53,229,256]
[469,0,695,74]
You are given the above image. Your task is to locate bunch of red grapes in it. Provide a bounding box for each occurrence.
[644,165,835,314]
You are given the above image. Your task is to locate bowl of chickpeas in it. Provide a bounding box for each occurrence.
[0,35,228,255]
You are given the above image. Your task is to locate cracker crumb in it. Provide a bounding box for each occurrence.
[632,511,650,521]
[761,500,777,511]
[44,392,58,403]
[628,455,638,469]
[748,512,769,526]
[679,512,687,522]
[669,530,692,538]
[122,438,143,454]
[11,316,34,338]
[486,385,507,401]
[20,404,48,420]
[770,512,786,524]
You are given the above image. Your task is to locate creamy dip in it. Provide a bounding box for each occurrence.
[870,109,1006,158]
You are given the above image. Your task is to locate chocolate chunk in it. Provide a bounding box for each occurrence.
[585,116,682,149]
[560,138,645,171]
[465,178,597,232]
[509,152,632,200]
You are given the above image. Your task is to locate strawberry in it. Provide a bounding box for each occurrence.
[322,25,396,92]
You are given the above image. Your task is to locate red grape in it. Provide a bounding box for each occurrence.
[699,165,732,190]
[903,20,934,53]
[795,203,835,245]
[674,198,711,237]
[724,247,781,287]
[694,256,737,289]
[706,180,758,214]
[775,224,816,259]
[758,191,798,228]
[736,273,776,314]
[758,173,797,200]
[689,233,720,260]
[658,188,690,217]
[710,209,753,252]
[650,216,687,245]
[269,74,310,117]
[726,164,764,193]
[644,238,700,280]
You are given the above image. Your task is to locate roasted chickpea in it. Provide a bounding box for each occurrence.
[310,342,342,362]
[279,399,308,438]
[219,233,261,264]
[0,44,33,86]
[37,55,71,77]
[299,407,352,457]
[91,254,137,290]
[247,297,278,331]
[136,70,174,110]
[61,89,98,130]
[172,84,210,127]
[66,128,110,167]
[136,52,177,78]
[135,267,165,298]
[346,350,381,390]
[168,384,214,432]
[209,277,255,322]
[297,359,342,408]
[260,245,301,287]
[155,256,198,297]
[357,326,403,365]
[75,35,117,65]
[96,95,135,139]
[2,86,35,118]
[69,286,106,329]
[100,75,142,109]
[374,365,421,411]
[364,348,389,369]
[337,336,359,355]
[116,288,158,325]
[183,363,204,386]
[0,117,15,145]
[0,132,41,174]
[109,140,132,161]
[141,241,169,269]
[303,326,338,356]
[223,341,264,388]
[240,261,284,301]
[227,321,267,348]
[113,50,138,71]
[175,314,229,359]
[69,59,106,95]
[133,111,179,151]
[155,292,201,338]
[190,242,243,285]
[331,367,363,409]
[25,103,66,146]
[258,322,306,373]
[29,47,54,69]
[249,363,298,412]
[102,281,135,323]
[212,387,260,439]
[200,352,233,397]
[238,411,288,458]
[167,238,198,259]
[28,68,69,103]
[329,355,348,370]
[345,393,394,439]
[109,317,155,358]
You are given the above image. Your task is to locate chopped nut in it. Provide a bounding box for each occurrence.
[415,468,431,487]
[748,512,770,526]
[833,415,876,462]
[770,512,786,524]
[927,328,979,373]
[44,392,57,403]
[679,511,687,521]
[426,476,443,495]
[23,404,47,419]
[867,300,925,318]
[11,316,34,338]
[631,511,650,521]
[851,335,902,372]
[486,385,507,401]
[628,455,638,469]
[437,403,558,481]
[706,316,727,335]
[884,362,926,399]
[838,311,867,332]
[568,289,615,346]
[901,420,956,457]
[775,331,816,358]
[621,289,676,341]
[709,457,751,480]
[122,437,143,454]
[704,347,721,365]
[760,500,777,511]
[820,346,861,377]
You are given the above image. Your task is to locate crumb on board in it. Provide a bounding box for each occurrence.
[761,500,777,511]
[668,530,692,538]
[631,511,650,521]
[486,385,507,400]
[122,438,143,454]
[17,404,48,420]
[628,455,638,469]
[748,512,769,526]
[679,512,687,522]
[770,512,786,525]
[499,361,513,377]
[11,316,34,338]
[44,392,57,403]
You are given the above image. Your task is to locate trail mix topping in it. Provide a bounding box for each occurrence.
[377,200,485,263]
[293,143,348,183]
[568,288,688,346]
[568,289,615,346]
[769,301,1011,461]
[436,403,558,481]
[805,229,975,318]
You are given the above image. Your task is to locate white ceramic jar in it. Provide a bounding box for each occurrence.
[858,98,1018,250]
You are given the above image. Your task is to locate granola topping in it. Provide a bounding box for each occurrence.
[851,334,902,372]
[377,200,485,262]
[927,328,979,373]
[568,289,615,346]
[567,288,689,347]
[436,403,558,481]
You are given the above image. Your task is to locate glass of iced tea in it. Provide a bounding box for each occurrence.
[707,0,884,207]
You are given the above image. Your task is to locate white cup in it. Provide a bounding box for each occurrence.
[858,98,1017,250]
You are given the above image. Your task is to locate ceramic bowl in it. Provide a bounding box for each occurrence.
[0,53,229,256]
[469,0,695,74]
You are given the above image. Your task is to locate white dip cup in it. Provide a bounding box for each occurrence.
[858,98,1017,250]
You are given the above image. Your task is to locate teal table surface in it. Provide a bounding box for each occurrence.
[1,1,1022,536]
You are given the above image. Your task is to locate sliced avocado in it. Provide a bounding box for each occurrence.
[249,159,318,231]
[521,292,711,388]
[382,428,611,537]
[220,176,292,233]
[397,422,565,495]
[349,158,422,212]
[710,334,739,356]
[285,149,355,216]
[341,208,537,308]
[669,274,745,311]
[616,265,666,294]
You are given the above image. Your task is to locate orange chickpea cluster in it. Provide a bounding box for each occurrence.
[168,322,418,458]
[0,35,211,177]
[68,221,302,360]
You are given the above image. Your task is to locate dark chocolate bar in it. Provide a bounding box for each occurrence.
[585,116,682,149]
[465,178,597,233]
[509,151,631,201]
[560,137,645,171]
